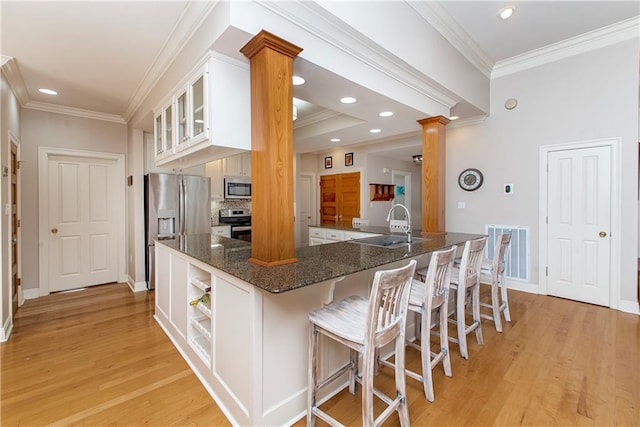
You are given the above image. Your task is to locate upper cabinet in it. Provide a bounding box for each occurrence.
[154,52,250,169]
[223,152,251,177]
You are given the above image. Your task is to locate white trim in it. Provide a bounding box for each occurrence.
[123,1,218,122]
[128,276,148,293]
[0,55,11,67]
[23,288,40,300]
[407,1,494,78]
[618,299,640,315]
[448,115,487,129]
[0,56,29,106]
[505,279,539,295]
[261,1,458,111]
[493,16,640,78]
[24,102,126,124]
[38,147,126,296]
[539,138,621,310]
[1,315,13,342]
[9,133,23,311]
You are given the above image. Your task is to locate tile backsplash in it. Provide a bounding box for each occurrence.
[211,200,251,225]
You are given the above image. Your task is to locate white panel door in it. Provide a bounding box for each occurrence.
[48,155,118,292]
[547,146,611,306]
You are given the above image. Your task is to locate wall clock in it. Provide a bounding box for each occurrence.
[458,168,484,191]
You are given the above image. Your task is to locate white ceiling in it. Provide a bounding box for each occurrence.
[1,1,638,160]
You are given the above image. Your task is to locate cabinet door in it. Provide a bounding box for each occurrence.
[224,153,251,176]
[154,112,164,157]
[164,102,174,153]
[320,172,360,226]
[176,89,188,148]
[205,159,224,201]
[189,64,209,145]
[170,253,188,340]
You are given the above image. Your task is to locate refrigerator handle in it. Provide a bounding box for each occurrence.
[183,178,188,234]
[179,178,186,235]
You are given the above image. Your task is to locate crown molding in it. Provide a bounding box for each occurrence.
[24,101,126,124]
[260,1,459,111]
[123,0,219,122]
[294,109,342,129]
[447,115,487,129]
[407,1,494,79]
[492,16,640,79]
[1,56,29,106]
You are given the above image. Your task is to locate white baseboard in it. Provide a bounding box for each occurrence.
[128,276,148,292]
[618,299,640,315]
[23,288,41,300]
[506,280,539,294]
[1,316,13,342]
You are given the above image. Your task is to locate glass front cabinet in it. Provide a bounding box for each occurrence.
[153,52,250,168]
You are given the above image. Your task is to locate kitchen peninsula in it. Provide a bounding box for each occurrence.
[154,230,482,426]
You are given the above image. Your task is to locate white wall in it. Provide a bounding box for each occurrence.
[366,153,422,227]
[127,128,146,290]
[20,109,127,293]
[446,39,639,307]
[1,72,21,339]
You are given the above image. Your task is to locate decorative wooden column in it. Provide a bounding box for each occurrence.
[241,30,302,266]
[417,116,450,234]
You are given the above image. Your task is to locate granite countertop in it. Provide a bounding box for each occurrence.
[159,230,483,294]
[309,223,421,236]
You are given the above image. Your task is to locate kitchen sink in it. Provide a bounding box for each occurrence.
[349,234,426,249]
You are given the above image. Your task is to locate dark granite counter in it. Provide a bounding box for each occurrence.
[159,231,483,294]
[309,223,404,235]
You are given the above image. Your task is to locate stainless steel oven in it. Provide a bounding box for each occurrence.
[219,209,251,242]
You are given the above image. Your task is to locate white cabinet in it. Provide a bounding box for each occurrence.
[154,52,251,169]
[223,152,251,177]
[211,225,230,238]
[153,100,175,160]
[205,159,224,201]
[308,227,381,245]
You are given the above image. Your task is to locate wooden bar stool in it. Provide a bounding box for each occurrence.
[448,236,487,359]
[380,246,457,402]
[307,260,417,427]
[479,233,512,332]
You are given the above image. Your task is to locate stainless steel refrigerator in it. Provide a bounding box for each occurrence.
[144,173,210,289]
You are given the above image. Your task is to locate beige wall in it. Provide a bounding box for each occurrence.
[1,72,22,338]
[20,109,127,293]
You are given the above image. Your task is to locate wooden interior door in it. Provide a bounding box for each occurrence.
[320,172,360,225]
[11,143,19,317]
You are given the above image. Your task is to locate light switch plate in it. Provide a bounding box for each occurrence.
[457,201,466,209]
[504,183,514,194]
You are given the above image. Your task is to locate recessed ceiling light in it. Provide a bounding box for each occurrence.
[340,96,357,104]
[292,75,306,86]
[39,88,58,95]
[497,6,515,20]
[449,115,459,120]
[369,129,381,134]
[379,111,394,117]
[330,138,341,143]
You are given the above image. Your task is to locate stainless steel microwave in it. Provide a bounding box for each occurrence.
[224,176,251,199]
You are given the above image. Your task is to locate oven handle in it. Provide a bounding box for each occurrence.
[232,226,252,232]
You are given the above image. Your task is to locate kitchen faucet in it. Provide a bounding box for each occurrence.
[386,203,412,243]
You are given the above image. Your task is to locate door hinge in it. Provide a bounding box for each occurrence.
[546,216,548,224]
[17,219,20,227]
[546,266,548,276]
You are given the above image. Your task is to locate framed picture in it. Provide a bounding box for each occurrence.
[345,152,354,166]
[324,156,333,169]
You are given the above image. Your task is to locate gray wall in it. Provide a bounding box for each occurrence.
[20,109,127,292]
[1,72,21,336]
[446,39,639,305]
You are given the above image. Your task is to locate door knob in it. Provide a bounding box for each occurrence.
[51,228,58,234]
[599,231,607,238]
[11,237,17,244]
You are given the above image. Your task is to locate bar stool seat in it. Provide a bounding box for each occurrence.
[307,260,416,427]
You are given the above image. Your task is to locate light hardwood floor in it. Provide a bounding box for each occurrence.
[1,283,638,426]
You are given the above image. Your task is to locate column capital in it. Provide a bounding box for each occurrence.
[417,115,451,127]
[241,30,303,60]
